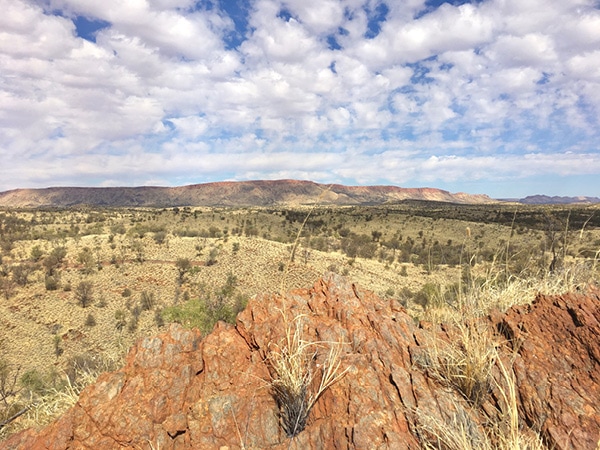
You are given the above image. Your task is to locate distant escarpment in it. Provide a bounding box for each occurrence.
[2,273,599,449]
[520,194,600,204]
[0,180,494,208]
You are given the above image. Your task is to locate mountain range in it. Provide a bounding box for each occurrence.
[518,194,600,205]
[0,180,494,208]
[0,180,597,208]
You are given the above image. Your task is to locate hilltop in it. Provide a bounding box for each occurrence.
[2,274,599,449]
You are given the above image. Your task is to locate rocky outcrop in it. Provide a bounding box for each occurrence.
[490,290,600,449]
[2,274,599,449]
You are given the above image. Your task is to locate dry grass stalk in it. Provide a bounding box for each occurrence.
[415,360,546,450]
[269,315,348,438]
[416,407,488,450]
[417,321,497,405]
[415,331,546,450]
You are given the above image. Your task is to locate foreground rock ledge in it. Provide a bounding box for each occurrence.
[2,273,599,449]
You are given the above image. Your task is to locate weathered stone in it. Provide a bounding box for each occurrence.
[2,275,599,449]
[490,290,600,449]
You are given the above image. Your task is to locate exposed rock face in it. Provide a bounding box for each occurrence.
[2,274,599,449]
[490,290,600,449]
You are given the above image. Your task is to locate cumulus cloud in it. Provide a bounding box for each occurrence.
[0,0,599,197]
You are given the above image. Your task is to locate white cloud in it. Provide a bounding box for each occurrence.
[0,0,599,196]
[282,0,346,35]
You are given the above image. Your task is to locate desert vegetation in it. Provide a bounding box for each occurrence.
[0,201,599,444]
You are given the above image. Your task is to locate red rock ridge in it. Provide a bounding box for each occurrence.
[0,180,494,208]
[2,274,598,449]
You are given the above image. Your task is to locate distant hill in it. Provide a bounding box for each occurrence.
[519,195,600,205]
[0,180,494,208]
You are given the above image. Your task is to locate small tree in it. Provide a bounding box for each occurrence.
[75,281,94,308]
[175,258,191,283]
[43,246,67,275]
[12,263,34,286]
[45,275,59,291]
[30,245,44,262]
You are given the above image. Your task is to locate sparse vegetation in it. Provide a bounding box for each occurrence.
[0,202,598,442]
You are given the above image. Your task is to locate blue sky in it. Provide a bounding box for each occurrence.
[1,0,599,198]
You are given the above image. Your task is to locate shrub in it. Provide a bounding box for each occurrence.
[45,275,59,291]
[413,283,441,309]
[206,248,219,266]
[30,246,44,262]
[153,231,167,245]
[12,263,34,286]
[341,233,377,259]
[20,369,46,395]
[162,289,247,335]
[175,258,191,283]
[84,313,96,327]
[77,248,95,274]
[75,281,93,308]
[140,291,155,311]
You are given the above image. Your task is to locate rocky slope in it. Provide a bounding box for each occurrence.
[1,274,599,449]
[0,180,494,208]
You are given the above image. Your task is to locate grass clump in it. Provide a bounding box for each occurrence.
[416,321,497,405]
[268,315,348,438]
[415,359,546,450]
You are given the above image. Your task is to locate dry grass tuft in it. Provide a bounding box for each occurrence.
[416,321,498,405]
[415,357,546,450]
[268,314,348,438]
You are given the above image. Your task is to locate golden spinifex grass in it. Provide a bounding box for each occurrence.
[416,321,498,405]
[268,314,348,438]
[415,355,546,450]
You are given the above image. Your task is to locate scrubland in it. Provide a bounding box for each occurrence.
[1,201,599,443]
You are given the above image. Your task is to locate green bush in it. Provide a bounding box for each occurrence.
[162,289,247,335]
[20,369,47,395]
